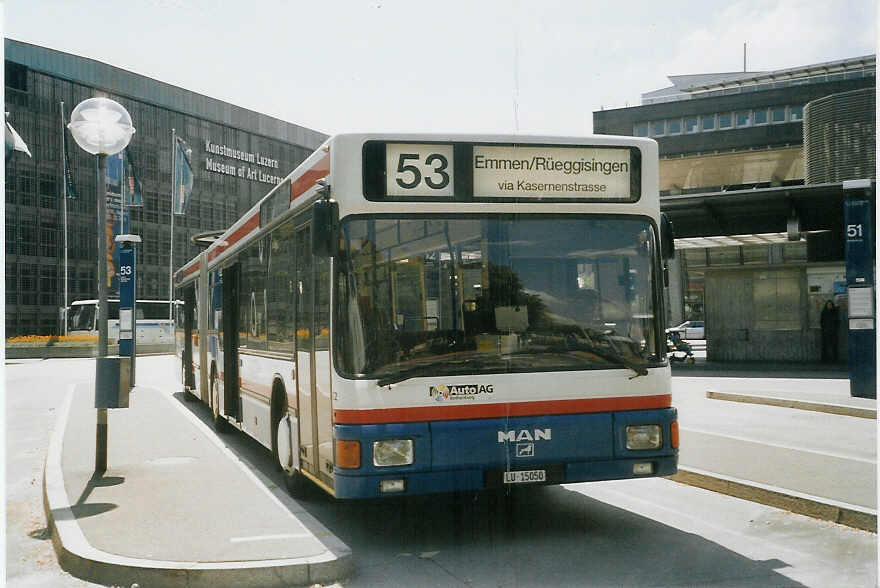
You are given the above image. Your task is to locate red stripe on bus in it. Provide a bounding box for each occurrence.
[333,394,672,424]
[180,262,200,279]
[179,154,329,281]
[206,212,260,264]
[290,153,330,202]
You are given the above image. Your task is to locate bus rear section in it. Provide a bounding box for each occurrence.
[68,299,176,346]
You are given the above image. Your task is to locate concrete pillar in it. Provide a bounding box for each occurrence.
[667,256,685,326]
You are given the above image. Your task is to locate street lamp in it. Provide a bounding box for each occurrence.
[68,97,135,473]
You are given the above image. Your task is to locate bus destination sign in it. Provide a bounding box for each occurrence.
[366,141,639,201]
[386,143,455,197]
[473,145,632,199]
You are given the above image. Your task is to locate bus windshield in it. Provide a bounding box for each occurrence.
[68,304,96,332]
[334,215,662,382]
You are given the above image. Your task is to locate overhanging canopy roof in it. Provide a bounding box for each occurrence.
[660,182,848,239]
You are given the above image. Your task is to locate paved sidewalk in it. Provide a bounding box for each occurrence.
[44,379,352,587]
[669,366,877,532]
[43,356,875,587]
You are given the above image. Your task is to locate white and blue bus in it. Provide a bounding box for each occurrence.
[67,299,177,347]
[175,133,678,499]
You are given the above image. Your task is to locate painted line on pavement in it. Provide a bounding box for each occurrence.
[160,387,350,549]
[43,381,352,587]
[158,389,314,531]
[230,533,313,543]
[680,426,877,464]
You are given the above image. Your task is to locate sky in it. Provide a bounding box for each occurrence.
[3,0,877,137]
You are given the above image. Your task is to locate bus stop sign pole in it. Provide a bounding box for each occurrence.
[843,179,876,398]
[117,234,141,385]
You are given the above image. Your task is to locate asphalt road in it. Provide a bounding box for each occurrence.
[5,356,878,587]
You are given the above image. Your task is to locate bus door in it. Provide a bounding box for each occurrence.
[222,263,241,420]
[314,240,333,486]
[182,284,196,390]
[295,225,320,483]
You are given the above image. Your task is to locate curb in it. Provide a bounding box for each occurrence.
[668,466,877,533]
[43,386,353,587]
[706,389,876,419]
[8,344,175,360]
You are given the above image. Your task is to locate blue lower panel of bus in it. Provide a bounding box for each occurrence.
[334,408,677,499]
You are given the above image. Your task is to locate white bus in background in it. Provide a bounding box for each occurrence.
[67,299,178,347]
[175,133,679,500]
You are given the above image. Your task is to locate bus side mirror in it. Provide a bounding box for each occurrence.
[660,213,675,260]
[312,198,339,258]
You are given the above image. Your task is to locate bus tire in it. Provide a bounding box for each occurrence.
[211,371,230,433]
[181,360,197,402]
[283,469,309,498]
[270,383,287,472]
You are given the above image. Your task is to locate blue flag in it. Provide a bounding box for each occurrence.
[123,148,143,206]
[173,137,193,215]
[63,126,78,199]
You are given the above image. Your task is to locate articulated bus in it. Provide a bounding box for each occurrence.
[174,134,678,499]
[68,299,178,347]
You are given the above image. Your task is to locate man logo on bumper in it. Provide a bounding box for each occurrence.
[497,429,551,443]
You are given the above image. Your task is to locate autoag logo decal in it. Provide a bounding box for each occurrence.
[429,384,494,402]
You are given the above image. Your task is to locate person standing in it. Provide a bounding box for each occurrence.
[820,300,840,362]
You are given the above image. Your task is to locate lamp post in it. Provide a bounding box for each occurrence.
[68,97,135,474]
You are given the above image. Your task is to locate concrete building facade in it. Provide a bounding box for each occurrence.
[594,55,875,362]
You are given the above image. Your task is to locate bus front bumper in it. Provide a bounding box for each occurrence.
[333,455,678,499]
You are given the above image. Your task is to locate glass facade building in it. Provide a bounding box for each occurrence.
[5,39,327,336]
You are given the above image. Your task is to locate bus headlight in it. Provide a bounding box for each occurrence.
[373,439,414,467]
[626,425,662,450]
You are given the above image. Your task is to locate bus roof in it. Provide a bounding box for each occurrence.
[175,133,659,286]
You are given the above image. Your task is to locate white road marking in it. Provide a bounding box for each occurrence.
[156,387,311,529]
[229,533,312,543]
[681,427,877,464]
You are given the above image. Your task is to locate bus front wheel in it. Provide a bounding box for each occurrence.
[283,468,309,498]
[272,408,309,498]
[211,373,230,433]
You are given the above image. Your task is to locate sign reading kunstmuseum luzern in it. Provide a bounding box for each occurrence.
[473,145,632,199]
[363,141,639,201]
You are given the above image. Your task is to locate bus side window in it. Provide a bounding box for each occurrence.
[240,238,268,351]
[295,226,313,353]
[267,220,295,354]
[212,272,223,346]
[194,284,200,332]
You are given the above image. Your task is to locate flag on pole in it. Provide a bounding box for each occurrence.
[106,151,124,204]
[105,153,124,293]
[122,148,143,206]
[62,123,78,199]
[5,112,32,164]
[173,136,193,215]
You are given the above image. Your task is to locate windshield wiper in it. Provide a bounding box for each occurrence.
[377,358,489,386]
[570,329,650,379]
